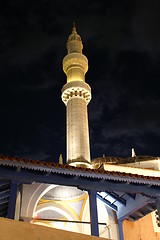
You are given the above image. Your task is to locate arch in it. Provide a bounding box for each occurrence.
[35,201,80,232]
[21,183,58,221]
[35,201,79,221]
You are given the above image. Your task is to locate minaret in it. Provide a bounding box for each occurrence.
[62,23,91,168]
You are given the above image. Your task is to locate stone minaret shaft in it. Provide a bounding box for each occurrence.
[62,23,91,167]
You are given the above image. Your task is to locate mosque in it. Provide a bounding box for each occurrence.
[0,24,160,240]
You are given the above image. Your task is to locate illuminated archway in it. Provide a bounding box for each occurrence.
[34,200,80,232]
[21,183,58,221]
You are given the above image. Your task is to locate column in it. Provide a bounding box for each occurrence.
[118,219,124,240]
[88,190,99,236]
[7,181,18,219]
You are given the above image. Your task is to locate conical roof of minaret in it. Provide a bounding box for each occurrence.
[67,22,83,53]
[67,21,82,42]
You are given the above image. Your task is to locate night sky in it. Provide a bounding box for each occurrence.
[0,0,160,163]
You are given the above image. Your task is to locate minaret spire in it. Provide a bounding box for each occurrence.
[72,20,76,34]
[67,23,83,54]
[62,24,91,168]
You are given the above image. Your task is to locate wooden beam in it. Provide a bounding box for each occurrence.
[0,198,9,205]
[7,181,18,219]
[117,194,150,220]
[88,190,99,237]
[118,220,124,240]
[0,182,10,189]
[105,191,126,206]
[97,193,117,211]
[0,204,8,211]
[146,204,155,211]
[0,167,160,198]
[0,189,10,195]
[136,210,144,217]
[0,192,10,200]
[126,193,136,200]
[127,216,135,221]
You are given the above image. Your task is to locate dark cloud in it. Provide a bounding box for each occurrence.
[101,98,160,137]
[89,72,126,122]
[91,98,160,157]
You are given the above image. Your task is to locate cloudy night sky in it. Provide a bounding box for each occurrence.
[0,0,160,162]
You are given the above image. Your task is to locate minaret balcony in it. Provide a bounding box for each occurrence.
[61,81,91,106]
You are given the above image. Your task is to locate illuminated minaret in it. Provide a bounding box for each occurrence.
[62,23,91,168]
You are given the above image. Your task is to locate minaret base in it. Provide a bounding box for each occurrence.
[69,161,92,169]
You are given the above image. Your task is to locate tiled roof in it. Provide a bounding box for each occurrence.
[0,154,160,185]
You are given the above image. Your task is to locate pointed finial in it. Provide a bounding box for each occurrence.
[72,20,77,34]
[59,154,63,164]
[132,148,136,157]
[67,21,83,53]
